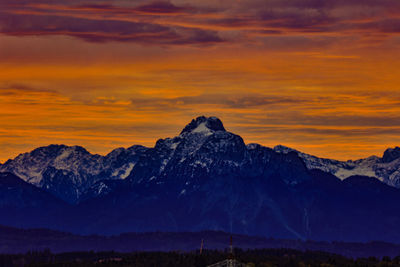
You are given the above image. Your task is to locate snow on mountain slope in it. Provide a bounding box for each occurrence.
[125,116,243,185]
[0,144,148,203]
[4,117,400,242]
[3,115,400,205]
[273,145,400,186]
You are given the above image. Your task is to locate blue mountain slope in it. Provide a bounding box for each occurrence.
[2,116,400,243]
[0,172,69,229]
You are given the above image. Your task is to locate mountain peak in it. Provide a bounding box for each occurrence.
[180,116,225,135]
[274,145,297,154]
[383,146,400,163]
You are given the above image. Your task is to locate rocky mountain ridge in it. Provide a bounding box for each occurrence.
[2,116,400,243]
[273,144,400,187]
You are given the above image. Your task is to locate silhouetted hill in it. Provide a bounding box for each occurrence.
[1,225,400,259]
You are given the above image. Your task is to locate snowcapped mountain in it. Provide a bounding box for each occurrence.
[2,116,400,242]
[126,116,249,184]
[3,115,400,204]
[2,116,400,204]
[273,145,400,187]
[0,144,148,203]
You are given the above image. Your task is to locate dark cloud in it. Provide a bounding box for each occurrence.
[169,28,223,45]
[134,1,189,14]
[129,93,306,110]
[203,0,400,38]
[0,10,223,44]
[359,19,400,33]
[257,35,344,51]
[239,112,400,129]
[127,93,400,131]
[0,83,56,96]
[236,125,400,141]
[70,1,192,15]
[0,1,223,45]
[1,0,400,45]
[298,115,400,128]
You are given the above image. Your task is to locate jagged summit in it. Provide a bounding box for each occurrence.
[4,118,400,242]
[180,116,225,135]
[383,147,400,163]
[4,116,400,206]
[273,145,297,154]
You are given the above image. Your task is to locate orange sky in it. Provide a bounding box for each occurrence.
[1,0,400,162]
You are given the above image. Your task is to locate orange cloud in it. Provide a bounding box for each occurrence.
[1,0,400,162]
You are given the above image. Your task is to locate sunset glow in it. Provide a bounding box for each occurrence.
[1,0,400,162]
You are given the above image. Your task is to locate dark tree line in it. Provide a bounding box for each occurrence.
[1,248,400,267]
[3,226,400,259]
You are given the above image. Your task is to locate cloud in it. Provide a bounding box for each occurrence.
[1,0,400,46]
[2,0,400,162]
[59,1,193,16]
[237,125,400,139]
[0,12,223,44]
[128,93,307,112]
[358,18,400,33]
[0,1,224,45]
[0,83,56,93]
[133,1,190,14]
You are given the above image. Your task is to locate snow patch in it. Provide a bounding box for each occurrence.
[191,122,212,136]
[193,160,207,168]
[170,142,179,150]
[55,149,72,162]
[120,163,135,179]
[111,169,119,177]
[335,166,377,180]
[160,159,169,172]
[97,183,108,195]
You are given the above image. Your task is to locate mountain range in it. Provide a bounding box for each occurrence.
[2,116,400,243]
